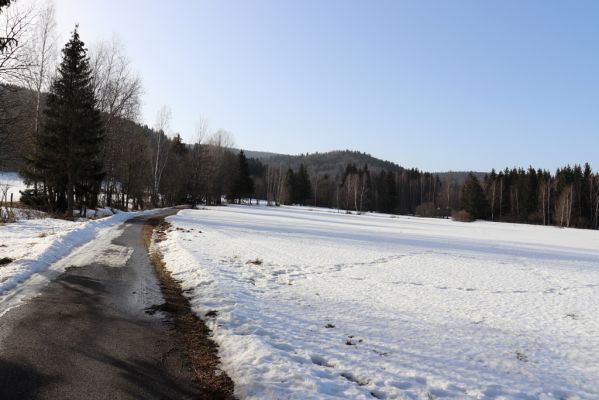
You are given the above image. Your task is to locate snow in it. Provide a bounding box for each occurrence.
[0,171,27,202]
[158,205,599,400]
[0,209,157,317]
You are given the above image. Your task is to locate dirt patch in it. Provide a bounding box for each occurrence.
[0,257,13,266]
[143,218,235,399]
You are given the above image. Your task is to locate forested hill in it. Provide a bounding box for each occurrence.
[242,149,486,183]
[244,149,413,181]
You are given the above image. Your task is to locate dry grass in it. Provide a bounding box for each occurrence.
[0,257,13,266]
[246,258,263,266]
[452,210,474,222]
[143,217,235,399]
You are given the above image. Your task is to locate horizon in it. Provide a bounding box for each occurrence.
[43,0,598,172]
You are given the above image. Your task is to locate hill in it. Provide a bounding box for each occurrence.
[242,149,406,180]
[242,148,487,182]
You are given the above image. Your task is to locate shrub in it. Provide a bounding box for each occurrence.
[415,202,439,218]
[452,209,474,222]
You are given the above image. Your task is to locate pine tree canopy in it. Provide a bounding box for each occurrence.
[229,150,254,203]
[460,173,488,219]
[27,26,104,217]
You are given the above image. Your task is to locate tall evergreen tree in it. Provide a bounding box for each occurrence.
[294,164,312,205]
[229,150,254,204]
[28,26,104,218]
[461,173,488,219]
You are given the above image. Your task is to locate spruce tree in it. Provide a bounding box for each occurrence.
[285,168,296,204]
[230,150,254,204]
[461,173,488,219]
[295,164,312,205]
[32,26,104,218]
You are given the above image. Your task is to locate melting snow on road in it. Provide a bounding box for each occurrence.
[0,210,156,316]
[159,205,599,400]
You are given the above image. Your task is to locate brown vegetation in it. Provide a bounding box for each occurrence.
[452,210,474,222]
[0,257,13,266]
[143,217,235,399]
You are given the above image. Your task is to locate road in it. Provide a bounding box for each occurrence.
[0,211,207,399]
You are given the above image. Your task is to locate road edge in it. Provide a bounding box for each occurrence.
[143,216,236,399]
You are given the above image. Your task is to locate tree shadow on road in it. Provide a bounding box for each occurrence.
[0,358,59,400]
[77,349,207,400]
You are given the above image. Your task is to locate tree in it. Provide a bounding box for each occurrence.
[203,129,234,205]
[0,1,34,167]
[292,164,312,205]
[188,117,209,208]
[151,105,171,206]
[27,26,104,218]
[90,38,142,207]
[0,1,34,82]
[26,1,56,137]
[266,163,286,206]
[19,2,57,193]
[460,173,488,219]
[229,150,254,204]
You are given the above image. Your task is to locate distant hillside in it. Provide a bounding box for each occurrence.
[242,149,407,180]
[242,148,487,182]
[241,149,283,160]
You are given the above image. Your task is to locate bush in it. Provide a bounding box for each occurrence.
[452,209,474,222]
[415,202,439,218]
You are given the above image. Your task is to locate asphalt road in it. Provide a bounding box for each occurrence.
[0,210,205,400]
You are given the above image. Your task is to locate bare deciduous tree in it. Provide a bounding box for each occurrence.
[0,2,34,167]
[89,38,143,206]
[25,1,56,137]
[203,129,234,205]
[90,38,142,123]
[151,105,172,206]
[0,2,34,84]
[188,116,210,207]
[266,163,286,206]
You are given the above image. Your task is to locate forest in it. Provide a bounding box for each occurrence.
[0,1,598,229]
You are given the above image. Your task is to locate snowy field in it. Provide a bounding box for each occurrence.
[159,205,599,400]
[0,171,27,202]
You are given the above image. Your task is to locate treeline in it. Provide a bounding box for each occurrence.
[479,165,599,228]
[247,161,599,229]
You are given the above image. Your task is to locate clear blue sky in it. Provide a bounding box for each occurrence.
[53,0,598,171]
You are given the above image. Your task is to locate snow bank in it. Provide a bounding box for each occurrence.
[159,205,599,399]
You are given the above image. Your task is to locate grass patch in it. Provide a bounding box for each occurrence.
[143,218,235,399]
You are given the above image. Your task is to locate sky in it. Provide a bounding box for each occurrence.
[48,0,599,172]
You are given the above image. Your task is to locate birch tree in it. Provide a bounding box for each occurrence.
[25,1,56,136]
[189,117,209,207]
[90,38,142,206]
[151,105,172,206]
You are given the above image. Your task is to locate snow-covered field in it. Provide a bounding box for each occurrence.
[158,205,599,400]
[0,171,27,202]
